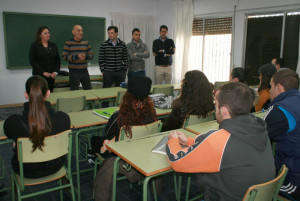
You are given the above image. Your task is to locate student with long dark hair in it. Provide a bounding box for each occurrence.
[29,26,61,92]
[255,64,277,111]
[94,76,157,201]
[161,70,215,131]
[4,75,70,178]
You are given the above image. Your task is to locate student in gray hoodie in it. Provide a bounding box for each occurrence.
[167,82,276,201]
[126,28,150,80]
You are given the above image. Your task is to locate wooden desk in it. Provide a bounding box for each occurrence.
[68,107,172,129]
[91,83,181,101]
[185,112,266,135]
[55,74,103,83]
[47,90,99,105]
[107,129,196,201]
[185,120,219,135]
[68,109,112,129]
[90,87,127,101]
[69,106,171,201]
[49,83,181,106]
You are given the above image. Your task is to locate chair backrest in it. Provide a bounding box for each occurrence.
[153,86,174,96]
[242,165,288,201]
[17,130,71,163]
[119,120,162,141]
[116,91,127,106]
[214,81,228,90]
[183,111,215,128]
[57,96,86,113]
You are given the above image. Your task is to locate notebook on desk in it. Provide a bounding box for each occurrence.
[93,108,118,119]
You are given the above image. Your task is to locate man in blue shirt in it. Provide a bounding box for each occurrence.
[152,25,175,84]
[264,69,300,201]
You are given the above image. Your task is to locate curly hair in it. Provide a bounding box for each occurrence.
[173,70,215,118]
[117,92,157,139]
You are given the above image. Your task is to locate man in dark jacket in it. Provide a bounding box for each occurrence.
[167,82,275,201]
[99,26,129,88]
[152,25,175,84]
[264,69,300,200]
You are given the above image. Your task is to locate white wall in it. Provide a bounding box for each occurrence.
[156,0,174,39]
[193,0,300,69]
[0,0,158,105]
[1,0,300,105]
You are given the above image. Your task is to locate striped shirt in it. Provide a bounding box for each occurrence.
[62,38,93,69]
[98,39,129,72]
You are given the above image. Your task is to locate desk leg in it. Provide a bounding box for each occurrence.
[75,132,81,201]
[142,170,173,201]
[185,174,191,201]
[143,176,151,201]
[112,157,121,201]
[174,172,178,200]
[178,174,182,201]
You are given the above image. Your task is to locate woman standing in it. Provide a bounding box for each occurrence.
[29,26,60,92]
[161,70,215,132]
[4,75,70,178]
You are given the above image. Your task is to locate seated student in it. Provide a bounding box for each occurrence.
[230,67,245,82]
[161,70,214,132]
[166,82,275,201]
[264,69,300,200]
[94,76,157,201]
[4,75,70,178]
[229,67,250,83]
[271,58,286,70]
[255,63,277,111]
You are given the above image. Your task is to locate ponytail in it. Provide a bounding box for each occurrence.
[26,76,52,151]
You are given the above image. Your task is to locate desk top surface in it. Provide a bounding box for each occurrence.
[68,107,172,129]
[48,83,181,105]
[47,90,99,105]
[185,120,219,135]
[185,112,266,135]
[55,75,103,83]
[107,129,196,177]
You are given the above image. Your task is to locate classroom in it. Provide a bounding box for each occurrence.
[0,0,300,200]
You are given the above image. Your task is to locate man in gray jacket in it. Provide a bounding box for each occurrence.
[126,28,150,80]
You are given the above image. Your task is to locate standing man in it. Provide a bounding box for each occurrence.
[99,26,129,88]
[62,25,93,90]
[126,28,150,80]
[152,25,175,84]
[264,69,300,200]
[167,82,275,201]
[271,58,286,70]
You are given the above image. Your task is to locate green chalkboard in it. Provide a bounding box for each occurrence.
[3,12,106,69]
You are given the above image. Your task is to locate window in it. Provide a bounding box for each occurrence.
[189,17,232,83]
[244,11,300,85]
